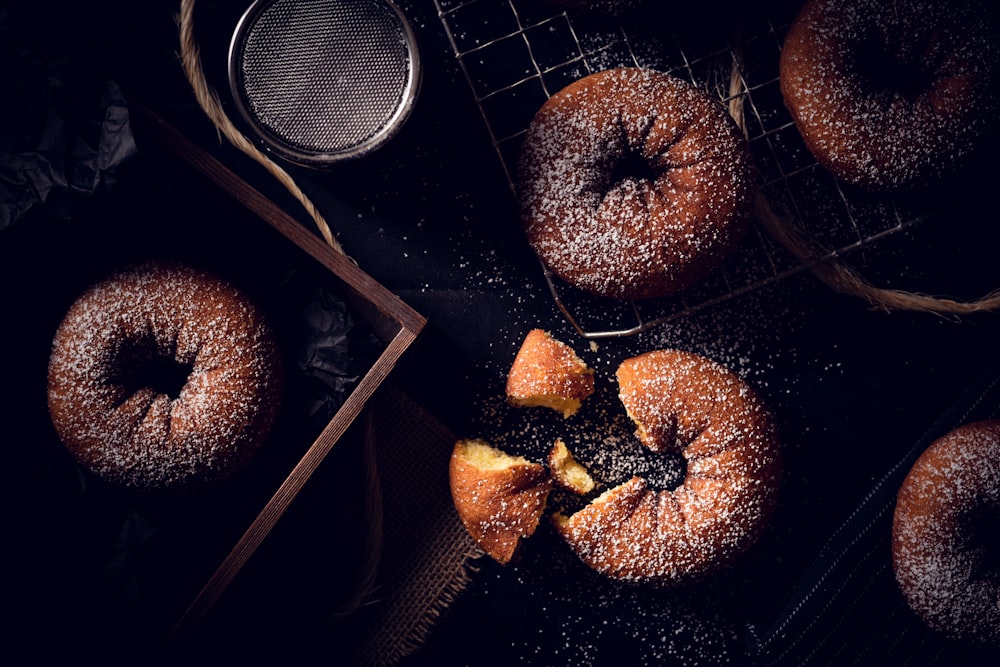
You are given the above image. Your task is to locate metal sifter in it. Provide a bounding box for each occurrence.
[228,0,421,166]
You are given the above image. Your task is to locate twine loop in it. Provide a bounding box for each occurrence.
[727,45,1000,317]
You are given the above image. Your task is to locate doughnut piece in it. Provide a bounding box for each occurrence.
[548,439,596,495]
[449,439,553,564]
[47,261,283,492]
[506,328,594,418]
[779,0,1000,190]
[553,349,781,584]
[892,420,1000,644]
[517,67,755,301]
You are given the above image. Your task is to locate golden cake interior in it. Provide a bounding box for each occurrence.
[449,438,553,564]
[548,438,596,495]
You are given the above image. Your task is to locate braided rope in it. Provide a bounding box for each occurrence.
[176,0,378,623]
[177,0,344,254]
[727,47,1000,316]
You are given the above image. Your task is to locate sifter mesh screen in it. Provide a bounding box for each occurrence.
[231,0,418,162]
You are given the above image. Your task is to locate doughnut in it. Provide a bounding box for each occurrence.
[779,0,1000,190]
[892,420,1000,644]
[449,439,553,564]
[506,328,594,418]
[516,67,755,301]
[47,261,283,492]
[553,349,781,584]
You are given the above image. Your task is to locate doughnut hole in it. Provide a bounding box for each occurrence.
[849,27,936,101]
[111,336,193,400]
[965,503,1000,580]
[607,146,658,192]
[635,448,687,491]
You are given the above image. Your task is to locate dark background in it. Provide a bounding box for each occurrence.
[3,0,999,664]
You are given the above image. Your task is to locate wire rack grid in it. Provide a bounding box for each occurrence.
[434,0,939,338]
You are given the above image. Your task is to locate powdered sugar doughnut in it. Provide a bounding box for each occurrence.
[516,68,755,301]
[553,349,781,584]
[779,0,1000,190]
[892,420,1000,644]
[47,261,283,492]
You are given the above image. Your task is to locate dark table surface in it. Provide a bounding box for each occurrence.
[4,0,1000,664]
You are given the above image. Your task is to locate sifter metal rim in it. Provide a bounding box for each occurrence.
[227,0,421,167]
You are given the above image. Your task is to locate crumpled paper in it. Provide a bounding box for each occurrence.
[297,284,363,424]
[0,13,137,230]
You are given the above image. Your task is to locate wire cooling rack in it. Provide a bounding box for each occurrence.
[433,0,943,338]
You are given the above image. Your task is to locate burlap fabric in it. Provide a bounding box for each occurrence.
[348,384,483,666]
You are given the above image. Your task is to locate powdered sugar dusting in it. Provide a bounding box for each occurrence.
[780,0,1000,190]
[553,349,781,584]
[453,274,827,663]
[516,67,755,300]
[450,439,554,565]
[506,328,595,417]
[46,261,283,492]
[892,420,1000,644]
[548,0,645,15]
